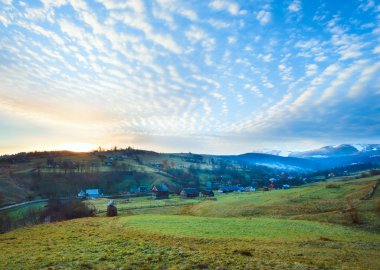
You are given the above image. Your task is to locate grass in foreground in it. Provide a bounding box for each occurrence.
[1,176,379,269]
[1,215,379,270]
[122,214,380,242]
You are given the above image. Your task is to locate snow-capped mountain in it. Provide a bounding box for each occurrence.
[350,144,380,152]
[289,144,380,158]
[237,144,380,171]
[284,144,380,168]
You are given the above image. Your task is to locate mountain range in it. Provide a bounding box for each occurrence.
[235,144,380,171]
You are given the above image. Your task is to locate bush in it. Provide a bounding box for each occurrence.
[0,192,4,205]
[40,198,95,222]
[0,214,12,233]
[376,200,380,217]
[369,170,380,176]
[0,207,41,233]
[326,183,340,189]
[346,204,361,224]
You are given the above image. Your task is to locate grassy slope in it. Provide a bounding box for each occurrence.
[187,176,380,230]
[1,176,379,269]
[88,196,198,214]
[1,216,379,270]
[123,214,379,241]
[0,151,181,205]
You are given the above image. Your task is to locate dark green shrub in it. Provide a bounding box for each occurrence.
[326,183,340,189]
[40,198,95,222]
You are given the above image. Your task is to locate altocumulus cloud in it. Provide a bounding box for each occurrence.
[0,0,379,154]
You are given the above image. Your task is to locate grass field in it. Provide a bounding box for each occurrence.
[1,215,379,270]
[187,176,380,230]
[87,196,199,214]
[122,214,379,241]
[1,176,379,269]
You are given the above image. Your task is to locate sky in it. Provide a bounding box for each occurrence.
[0,0,379,155]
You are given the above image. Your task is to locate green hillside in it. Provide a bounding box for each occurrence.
[0,149,273,206]
[1,176,379,269]
[186,176,380,230]
[1,215,379,270]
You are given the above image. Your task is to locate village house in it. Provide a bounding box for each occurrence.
[180,188,199,198]
[104,159,113,166]
[137,186,149,193]
[200,190,214,197]
[218,185,241,193]
[78,189,102,198]
[151,183,169,200]
[244,186,256,192]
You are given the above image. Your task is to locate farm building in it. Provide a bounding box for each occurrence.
[244,186,256,192]
[77,190,86,198]
[151,184,169,200]
[218,185,241,193]
[200,190,214,197]
[137,186,149,193]
[77,189,102,198]
[180,188,199,198]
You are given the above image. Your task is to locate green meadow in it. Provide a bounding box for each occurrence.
[1,176,379,269]
[122,214,379,241]
[88,196,198,214]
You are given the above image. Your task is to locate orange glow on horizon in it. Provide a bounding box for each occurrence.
[55,143,97,153]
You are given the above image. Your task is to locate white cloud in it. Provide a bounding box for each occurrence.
[0,14,9,27]
[204,54,213,66]
[318,60,368,103]
[208,19,231,29]
[227,36,237,44]
[348,62,380,97]
[185,25,215,52]
[150,32,182,54]
[179,9,198,21]
[278,63,293,81]
[305,64,318,76]
[193,75,220,89]
[262,53,273,62]
[209,0,241,15]
[358,0,376,12]
[288,0,301,12]
[185,25,208,42]
[1,0,13,5]
[256,10,271,25]
[99,0,145,13]
[1,0,379,154]
[28,23,65,45]
[236,93,245,105]
[244,84,263,97]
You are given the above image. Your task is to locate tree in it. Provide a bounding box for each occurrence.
[162,160,168,169]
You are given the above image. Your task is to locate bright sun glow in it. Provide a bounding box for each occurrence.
[56,143,96,152]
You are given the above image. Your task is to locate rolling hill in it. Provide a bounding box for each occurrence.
[1,175,379,270]
[1,145,380,206]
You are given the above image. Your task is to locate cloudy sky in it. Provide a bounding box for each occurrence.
[0,0,379,155]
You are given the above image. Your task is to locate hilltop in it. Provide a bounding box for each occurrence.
[1,146,380,206]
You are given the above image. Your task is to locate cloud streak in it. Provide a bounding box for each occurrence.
[0,0,379,154]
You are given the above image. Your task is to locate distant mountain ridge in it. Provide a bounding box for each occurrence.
[237,144,380,171]
[282,144,380,169]
[289,144,380,158]
[224,153,322,171]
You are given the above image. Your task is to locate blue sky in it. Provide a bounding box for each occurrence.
[0,0,379,155]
